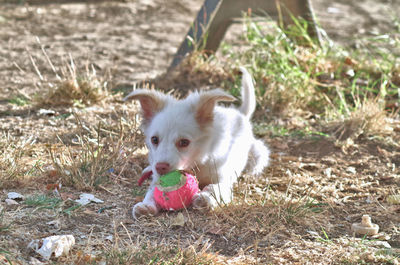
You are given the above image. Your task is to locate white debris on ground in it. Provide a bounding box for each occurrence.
[5,192,25,205]
[75,193,104,206]
[28,235,75,260]
[7,192,24,200]
[5,198,19,205]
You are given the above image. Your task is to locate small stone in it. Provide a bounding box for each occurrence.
[5,199,19,205]
[371,234,391,241]
[327,7,340,14]
[47,220,61,230]
[105,235,113,242]
[373,241,391,249]
[324,168,332,178]
[346,167,356,174]
[345,69,355,77]
[307,230,319,237]
[38,109,56,116]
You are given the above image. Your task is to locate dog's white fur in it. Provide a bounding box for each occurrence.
[124,67,270,218]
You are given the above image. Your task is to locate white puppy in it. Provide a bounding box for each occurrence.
[124,67,270,218]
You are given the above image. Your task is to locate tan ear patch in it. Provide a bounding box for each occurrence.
[124,89,166,121]
[195,89,236,128]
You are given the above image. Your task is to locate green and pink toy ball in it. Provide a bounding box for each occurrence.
[154,170,199,211]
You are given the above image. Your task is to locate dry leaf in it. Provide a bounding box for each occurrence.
[170,212,185,227]
[387,195,400,204]
[47,170,59,178]
[46,183,62,191]
[344,57,357,66]
[207,227,223,235]
[60,192,76,201]
[82,209,97,215]
[134,196,144,203]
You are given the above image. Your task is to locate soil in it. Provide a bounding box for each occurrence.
[1,0,399,100]
[0,0,399,264]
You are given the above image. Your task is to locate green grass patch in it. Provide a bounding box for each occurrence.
[278,196,326,225]
[23,194,83,216]
[0,248,12,265]
[221,16,329,114]
[317,227,333,245]
[131,186,147,197]
[62,204,82,216]
[8,95,29,106]
[24,194,62,211]
[254,123,329,138]
[217,15,400,126]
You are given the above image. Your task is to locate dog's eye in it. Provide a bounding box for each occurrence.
[151,136,159,145]
[177,139,190,148]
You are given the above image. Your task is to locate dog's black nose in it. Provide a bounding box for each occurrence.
[155,162,170,175]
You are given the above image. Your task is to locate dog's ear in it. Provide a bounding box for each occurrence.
[195,89,236,127]
[123,89,167,122]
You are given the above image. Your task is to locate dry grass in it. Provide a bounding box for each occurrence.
[1,134,399,264]
[34,57,110,107]
[153,51,234,97]
[26,40,111,108]
[98,242,219,265]
[0,132,44,188]
[330,99,392,140]
[49,113,143,190]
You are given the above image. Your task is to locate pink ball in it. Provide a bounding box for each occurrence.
[154,170,199,211]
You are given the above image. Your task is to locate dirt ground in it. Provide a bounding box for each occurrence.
[0,0,400,264]
[1,0,400,99]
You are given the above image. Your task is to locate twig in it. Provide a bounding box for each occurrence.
[27,49,44,81]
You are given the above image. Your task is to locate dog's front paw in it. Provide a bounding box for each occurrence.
[132,201,159,219]
[192,192,218,210]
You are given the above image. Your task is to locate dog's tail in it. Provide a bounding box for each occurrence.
[238,67,256,119]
